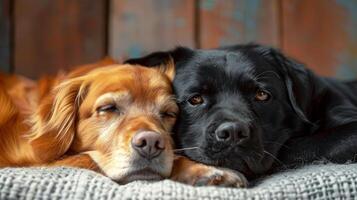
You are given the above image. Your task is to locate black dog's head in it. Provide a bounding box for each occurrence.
[126,44,316,177]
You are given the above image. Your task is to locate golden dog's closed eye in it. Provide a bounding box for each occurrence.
[160,111,177,119]
[97,104,121,114]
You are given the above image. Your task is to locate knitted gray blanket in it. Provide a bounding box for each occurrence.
[1,163,356,200]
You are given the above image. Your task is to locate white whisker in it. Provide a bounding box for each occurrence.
[173,147,200,152]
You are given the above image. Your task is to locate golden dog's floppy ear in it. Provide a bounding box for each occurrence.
[158,57,175,82]
[29,77,88,162]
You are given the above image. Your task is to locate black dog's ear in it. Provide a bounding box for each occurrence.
[125,51,171,66]
[254,45,314,126]
[125,46,194,68]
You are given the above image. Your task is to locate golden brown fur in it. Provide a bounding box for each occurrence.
[0,58,246,186]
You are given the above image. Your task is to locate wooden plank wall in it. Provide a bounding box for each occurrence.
[109,0,195,61]
[282,0,357,78]
[109,0,280,57]
[0,0,11,72]
[109,0,357,79]
[198,0,280,48]
[13,0,107,78]
[0,0,356,79]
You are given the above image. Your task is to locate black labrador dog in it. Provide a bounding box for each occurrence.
[126,44,357,181]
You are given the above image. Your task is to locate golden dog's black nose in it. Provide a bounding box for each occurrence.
[131,131,165,159]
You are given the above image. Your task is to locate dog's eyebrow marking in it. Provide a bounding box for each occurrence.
[95,92,132,107]
[254,71,281,81]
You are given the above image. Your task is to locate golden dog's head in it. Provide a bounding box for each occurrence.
[30,62,178,183]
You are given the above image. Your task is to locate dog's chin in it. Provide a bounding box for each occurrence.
[116,168,165,184]
[108,167,169,184]
[106,158,172,183]
[99,150,174,184]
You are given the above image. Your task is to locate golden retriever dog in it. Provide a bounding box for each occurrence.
[0,59,246,187]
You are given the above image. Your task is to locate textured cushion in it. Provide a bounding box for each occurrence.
[1,163,357,200]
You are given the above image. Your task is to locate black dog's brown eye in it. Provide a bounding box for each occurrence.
[255,90,270,101]
[97,104,120,114]
[188,95,204,105]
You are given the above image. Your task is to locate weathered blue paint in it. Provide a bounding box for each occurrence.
[218,27,241,46]
[217,0,261,46]
[121,12,136,22]
[0,0,11,73]
[335,0,357,79]
[242,0,260,42]
[201,0,216,11]
[232,9,244,21]
[154,0,172,11]
[176,18,186,28]
[127,44,143,58]
[336,63,357,80]
[336,53,357,80]
[336,0,357,35]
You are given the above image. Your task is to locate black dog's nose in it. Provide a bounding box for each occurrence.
[215,122,249,143]
[131,131,165,159]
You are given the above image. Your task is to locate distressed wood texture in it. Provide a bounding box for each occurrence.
[109,0,195,60]
[282,0,357,78]
[198,0,280,49]
[0,0,11,72]
[14,0,107,78]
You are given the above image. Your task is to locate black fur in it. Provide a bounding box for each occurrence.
[126,44,357,179]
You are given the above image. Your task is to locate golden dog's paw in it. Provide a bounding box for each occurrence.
[192,166,247,187]
[171,156,248,188]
